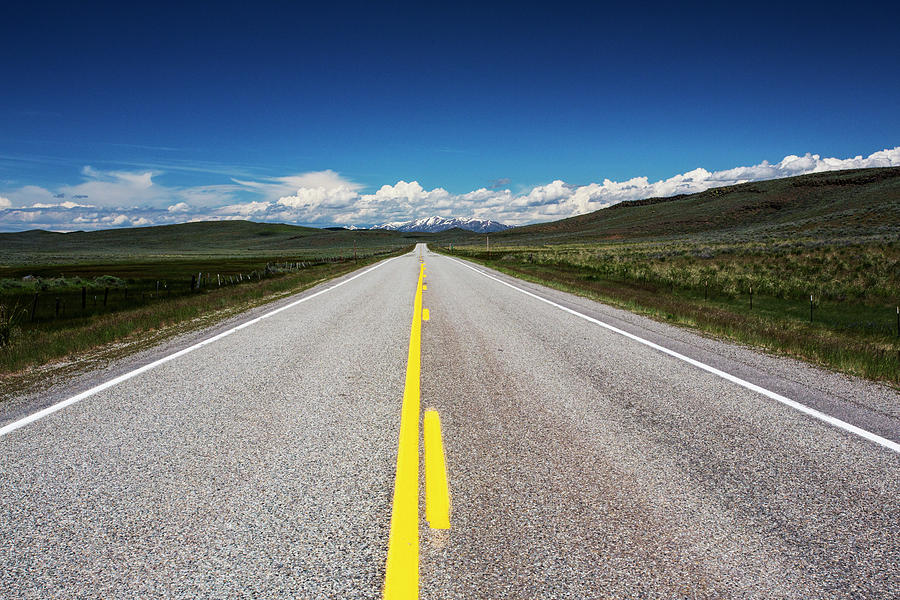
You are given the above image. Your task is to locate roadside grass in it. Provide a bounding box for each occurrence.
[0,250,399,323]
[0,248,411,381]
[437,243,900,387]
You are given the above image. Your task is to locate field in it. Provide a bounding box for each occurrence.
[438,167,900,386]
[0,221,421,395]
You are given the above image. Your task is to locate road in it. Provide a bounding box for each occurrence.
[1,244,898,598]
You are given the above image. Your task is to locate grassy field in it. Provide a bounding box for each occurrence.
[0,221,417,387]
[0,220,418,265]
[437,167,900,387]
[0,252,410,378]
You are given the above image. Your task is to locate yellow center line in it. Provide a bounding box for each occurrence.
[424,409,451,529]
[384,263,425,600]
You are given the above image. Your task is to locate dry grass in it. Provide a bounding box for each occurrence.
[439,242,899,387]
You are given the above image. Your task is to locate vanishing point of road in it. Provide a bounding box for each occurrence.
[1,244,898,598]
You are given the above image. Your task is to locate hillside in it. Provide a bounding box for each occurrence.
[500,167,900,243]
[4,166,897,266]
[0,220,415,266]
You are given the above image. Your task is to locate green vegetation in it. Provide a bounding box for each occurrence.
[0,221,418,389]
[438,167,900,386]
[0,220,417,265]
[0,252,408,377]
[495,167,900,244]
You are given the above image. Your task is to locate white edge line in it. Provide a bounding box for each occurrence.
[0,254,407,438]
[442,253,900,455]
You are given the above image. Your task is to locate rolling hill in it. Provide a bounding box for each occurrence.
[498,167,900,244]
[3,166,897,266]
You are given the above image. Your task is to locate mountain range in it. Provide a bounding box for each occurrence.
[372,216,510,233]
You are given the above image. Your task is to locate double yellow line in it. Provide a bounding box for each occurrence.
[383,262,451,599]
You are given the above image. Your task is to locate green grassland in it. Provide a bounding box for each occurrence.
[0,251,416,382]
[439,167,900,386]
[0,221,423,390]
[495,167,900,244]
[0,220,413,265]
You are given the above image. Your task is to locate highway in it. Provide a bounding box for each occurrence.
[1,244,898,598]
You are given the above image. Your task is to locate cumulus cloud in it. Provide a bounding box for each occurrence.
[234,169,362,202]
[278,184,359,211]
[154,146,900,227]
[31,201,95,209]
[0,147,898,231]
[218,201,271,216]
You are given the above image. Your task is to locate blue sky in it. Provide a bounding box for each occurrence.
[1,0,898,231]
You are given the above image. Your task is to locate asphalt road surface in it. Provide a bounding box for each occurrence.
[1,244,898,598]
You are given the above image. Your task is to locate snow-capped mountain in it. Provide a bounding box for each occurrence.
[372,216,510,233]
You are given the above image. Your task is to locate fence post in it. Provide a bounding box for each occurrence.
[749,286,753,310]
[104,287,109,307]
[810,294,813,323]
[191,274,196,291]
[31,293,38,322]
[81,286,86,311]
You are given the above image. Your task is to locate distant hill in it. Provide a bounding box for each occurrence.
[5,167,896,266]
[373,216,510,233]
[500,167,900,243]
[0,220,412,266]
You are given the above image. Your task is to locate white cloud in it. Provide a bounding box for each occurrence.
[167,202,191,213]
[512,180,572,207]
[187,147,900,226]
[218,201,271,216]
[102,214,131,226]
[235,169,362,202]
[481,146,900,224]
[278,184,359,210]
[0,147,898,231]
[31,200,95,209]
